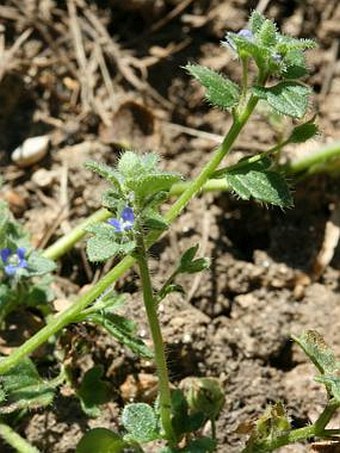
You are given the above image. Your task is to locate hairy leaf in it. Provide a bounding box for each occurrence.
[225,157,293,207]
[90,313,153,359]
[186,64,240,110]
[122,403,158,443]
[315,375,340,402]
[27,253,56,276]
[86,223,135,262]
[288,120,318,143]
[249,10,266,34]
[253,82,311,118]
[293,330,338,375]
[84,161,122,190]
[0,358,56,413]
[133,174,180,199]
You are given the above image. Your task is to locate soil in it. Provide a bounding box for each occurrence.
[0,1,340,452]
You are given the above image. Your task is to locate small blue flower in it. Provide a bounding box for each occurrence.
[108,206,135,233]
[0,247,28,276]
[223,28,254,52]
[237,29,254,40]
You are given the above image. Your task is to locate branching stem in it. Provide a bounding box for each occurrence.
[0,95,259,374]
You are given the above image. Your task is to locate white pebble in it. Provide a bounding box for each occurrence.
[12,135,50,167]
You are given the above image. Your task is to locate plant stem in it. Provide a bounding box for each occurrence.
[0,96,258,374]
[287,140,340,174]
[243,400,340,452]
[244,425,315,452]
[313,400,340,434]
[165,95,259,225]
[0,420,40,453]
[136,234,176,445]
[43,208,110,260]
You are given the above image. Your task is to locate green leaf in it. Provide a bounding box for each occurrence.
[143,210,169,231]
[315,375,340,402]
[27,252,56,276]
[157,283,185,302]
[253,82,311,118]
[86,235,120,262]
[90,313,153,359]
[185,64,240,110]
[257,19,277,48]
[122,403,158,443]
[0,358,56,414]
[225,156,293,207]
[86,223,135,262]
[118,151,159,180]
[178,245,210,274]
[77,366,111,417]
[249,10,266,34]
[282,49,308,79]
[288,119,318,143]
[133,174,180,199]
[85,161,122,190]
[102,189,120,210]
[76,428,138,453]
[292,330,338,375]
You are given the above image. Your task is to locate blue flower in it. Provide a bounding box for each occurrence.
[237,29,254,40]
[0,247,28,276]
[108,206,135,233]
[223,29,254,52]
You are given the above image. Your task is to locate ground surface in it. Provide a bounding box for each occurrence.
[0,0,340,452]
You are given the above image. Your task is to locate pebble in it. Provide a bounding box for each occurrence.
[11,135,50,167]
[31,168,56,187]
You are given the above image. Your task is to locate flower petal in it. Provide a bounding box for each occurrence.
[16,247,26,260]
[18,259,28,269]
[4,264,17,276]
[121,206,135,224]
[0,248,11,263]
[108,218,123,233]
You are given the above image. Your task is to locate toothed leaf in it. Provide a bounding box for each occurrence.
[186,64,240,110]
[85,161,122,190]
[122,403,158,443]
[288,120,318,143]
[225,156,293,207]
[253,82,311,118]
[89,313,153,359]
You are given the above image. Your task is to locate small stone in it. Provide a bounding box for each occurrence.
[31,168,56,187]
[12,135,50,167]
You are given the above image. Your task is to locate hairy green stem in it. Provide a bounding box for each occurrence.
[0,96,258,374]
[136,234,176,445]
[0,420,40,453]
